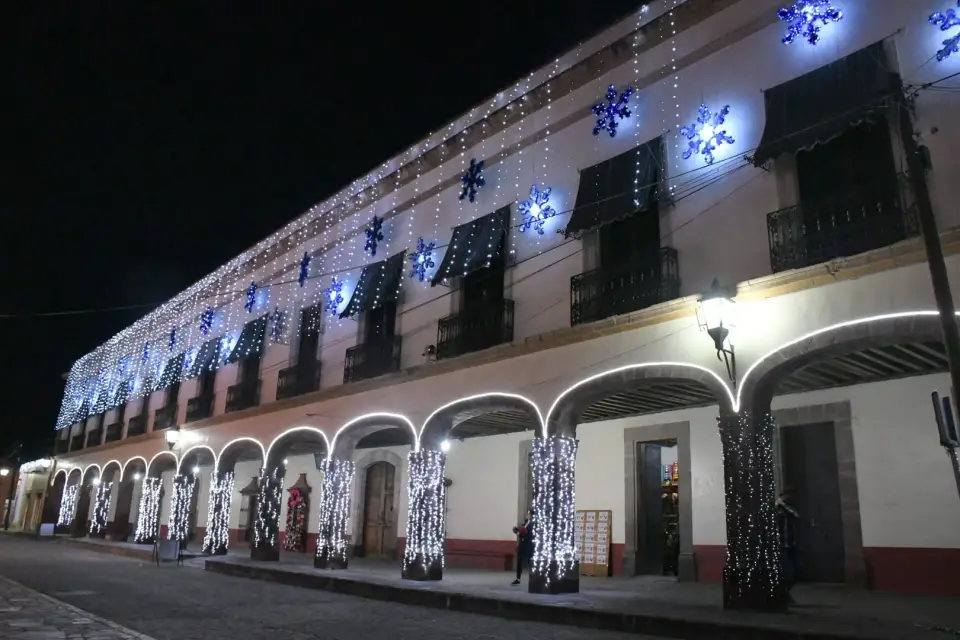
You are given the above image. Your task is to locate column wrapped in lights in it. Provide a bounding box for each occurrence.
[57,484,79,527]
[251,467,283,561]
[134,477,163,544]
[315,458,355,570]
[402,449,446,581]
[529,435,579,595]
[89,482,113,538]
[202,470,234,555]
[718,412,785,611]
[168,474,197,543]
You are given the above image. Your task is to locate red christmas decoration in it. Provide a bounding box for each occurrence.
[283,488,308,552]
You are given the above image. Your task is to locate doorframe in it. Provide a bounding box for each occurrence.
[517,439,534,524]
[772,401,866,587]
[623,422,694,581]
[351,449,405,557]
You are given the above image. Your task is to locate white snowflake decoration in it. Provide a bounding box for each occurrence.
[680,104,734,165]
[518,185,557,235]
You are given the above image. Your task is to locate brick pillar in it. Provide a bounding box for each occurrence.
[315,458,354,569]
[202,470,234,555]
[718,412,786,611]
[251,467,283,561]
[69,486,92,538]
[528,435,579,595]
[88,482,113,538]
[134,478,163,544]
[168,474,197,545]
[402,449,445,581]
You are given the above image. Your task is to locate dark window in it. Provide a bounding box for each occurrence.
[461,239,505,311]
[239,350,262,385]
[365,302,397,343]
[165,381,180,407]
[599,207,661,270]
[297,305,321,363]
[197,369,216,397]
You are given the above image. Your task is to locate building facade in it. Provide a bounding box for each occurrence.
[34,0,960,608]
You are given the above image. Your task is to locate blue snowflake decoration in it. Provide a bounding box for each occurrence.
[364,215,384,256]
[592,84,634,138]
[930,2,960,62]
[323,277,344,317]
[459,159,485,203]
[777,1,843,45]
[298,252,311,287]
[168,327,177,351]
[141,342,151,362]
[408,237,436,282]
[681,104,735,165]
[200,308,215,335]
[269,306,285,341]
[245,281,258,313]
[518,185,557,235]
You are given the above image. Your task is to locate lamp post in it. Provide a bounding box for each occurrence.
[165,426,181,451]
[697,279,738,387]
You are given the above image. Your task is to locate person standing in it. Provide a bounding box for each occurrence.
[776,487,800,604]
[511,508,534,586]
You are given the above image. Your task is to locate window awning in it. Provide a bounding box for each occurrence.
[112,380,130,406]
[156,352,186,389]
[753,42,901,167]
[187,338,221,378]
[431,205,510,286]
[564,136,663,239]
[341,250,406,319]
[224,316,268,364]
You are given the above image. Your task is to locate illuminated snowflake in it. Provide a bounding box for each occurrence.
[518,185,556,235]
[459,158,485,202]
[323,277,344,317]
[200,308,215,335]
[930,2,960,62]
[364,215,384,256]
[298,252,311,287]
[680,104,734,165]
[245,281,258,313]
[592,84,634,137]
[268,306,285,341]
[777,1,843,45]
[408,237,436,282]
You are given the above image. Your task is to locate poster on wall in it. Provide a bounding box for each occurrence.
[575,509,612,577]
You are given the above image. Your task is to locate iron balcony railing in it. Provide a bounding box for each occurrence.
[570,247,681,327]
[277,360,321,400]
[186,394,214,422]
[85,429,103,449]
[344,336,402,384]
[226,380,260,413]
[767,172,920,273]
[127,413,148,437]
[104,422,123,443]
[154,404,178,430]
[437,299,515,361]
[69,434,84,452]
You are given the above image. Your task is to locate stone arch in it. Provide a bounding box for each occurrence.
[738,312,945,413]
[419,393,544,449]
[121,456,147,482]
[329,413,418,459]
[265,426,329,471]
[52,467,69,486]
[146,451,178,478]
[81,464,101,485]
[546,363,736,438]
[101,460,123,484]
[217,437,266,473]
[66,467,82,486]
[177,445,217,475]
[349,448,406,556]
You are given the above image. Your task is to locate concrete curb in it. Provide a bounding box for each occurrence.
[204,559,886,640]
[56,537,154,561]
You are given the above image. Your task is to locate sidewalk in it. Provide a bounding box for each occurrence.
[0,575,152,639]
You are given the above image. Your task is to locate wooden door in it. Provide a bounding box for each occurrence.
[781,423,845,583]
[635,442,665,575]
[362,462,397,558]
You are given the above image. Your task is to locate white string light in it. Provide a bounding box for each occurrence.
[315,458,355,569]
[168,474,197,541]
[402,449,445,580]
[202,471,234,555]
[134,477,162,543]
[89,481,113,536]
[530,435,578,590]
[57,484,79,527]
[253,467,283,554]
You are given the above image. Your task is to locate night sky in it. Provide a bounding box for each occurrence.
[2,1,644,459]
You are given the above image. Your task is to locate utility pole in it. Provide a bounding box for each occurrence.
[897,99,960,413]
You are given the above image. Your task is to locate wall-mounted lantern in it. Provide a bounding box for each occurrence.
[697,279,738,387]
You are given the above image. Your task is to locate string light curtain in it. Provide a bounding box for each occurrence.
[186,338,221,378]
[223,316,268,365]
[57,484,79,527]
[402,449,446,580]
[168,474,197,542]
[530,435,579,594]
[252,467,283,560]
[89,482,113,537]
[201,471,234,556]
[430,206,510,286]
[339,250,406,319]
[315,458,355,569]
[134,478,163,543]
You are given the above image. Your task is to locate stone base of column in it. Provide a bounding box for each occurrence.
[314,551,348,570]
[88,529,106,540]
[528,561,580,595]
[401,555,442,581]
[723,566,787,611]
[250,545,279,562]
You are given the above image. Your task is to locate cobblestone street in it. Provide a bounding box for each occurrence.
[0,538,667,640]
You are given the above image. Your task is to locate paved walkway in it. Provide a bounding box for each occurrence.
[0,575,151,640]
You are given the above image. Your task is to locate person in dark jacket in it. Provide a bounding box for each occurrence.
[512,508,534,585]
[776,487,800,604]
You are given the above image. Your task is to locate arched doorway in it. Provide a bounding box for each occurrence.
[214,438,265,555]
[70,466,100,538]
[112,457,146,541]
[360,460,397,559]
[45,470,67,533]
[264,427,328,558]
[172,446,215,550]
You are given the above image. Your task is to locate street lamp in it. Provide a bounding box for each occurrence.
[165,426,181,450]
[697,279,738,387]
[0,468,9,477]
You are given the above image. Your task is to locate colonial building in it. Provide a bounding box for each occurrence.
[35,0,960,608]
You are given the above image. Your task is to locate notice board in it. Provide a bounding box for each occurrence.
[575,509,612,577]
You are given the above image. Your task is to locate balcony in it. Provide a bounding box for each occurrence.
[127,413,148,437]
[85,429,103,449]
[276,360,321,400]
[104,422,123,443]
[186,394,214,422]
[69,434,84,452]
[570,248,680,327]
[154,404,178,430]
[344,336,402,384]
[767,173,919,273]
[226,380,260,413]
[437,299,515,361]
